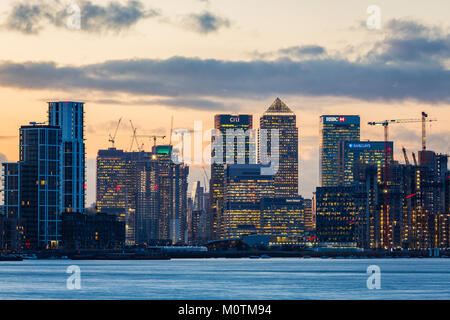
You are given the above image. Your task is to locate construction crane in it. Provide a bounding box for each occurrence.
[368,114,437,149]
[412,152,418,166]
[108,117,122,148]
[402,146,410,165]
[136,134,166,147]
[129,120,143,152]
[367,112,437,248]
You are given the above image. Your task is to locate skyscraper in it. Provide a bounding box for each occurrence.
[153,145,189,244]
[4,124,62,249]
[48,101,86,213]
[315,185,367,246]
[259,98,298,197]
[320,115,360,187]
[222,164,274,239]
[210,114,254,240]
[135,155,159,244]
[96,148,152,244]
[338,140,393,186]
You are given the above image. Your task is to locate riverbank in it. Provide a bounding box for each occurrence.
[2,248,449,260]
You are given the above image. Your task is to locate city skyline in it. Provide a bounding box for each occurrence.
[0,0,449,205]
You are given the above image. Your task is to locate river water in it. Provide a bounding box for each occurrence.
[0,258,449,300]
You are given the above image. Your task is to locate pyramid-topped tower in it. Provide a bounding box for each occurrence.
[264,97,294,114]
[259,98,299,198]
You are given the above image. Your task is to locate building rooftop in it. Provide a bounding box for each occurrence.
[264,97,294,114]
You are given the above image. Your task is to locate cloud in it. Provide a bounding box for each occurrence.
[93,97,238,111]
[365,19,450,66]
[0,54,448,105]
[182,10,231,34]
[0,18,449,108]
[3,0,160,34]
[0,153,8,164]
[254,45,328,60]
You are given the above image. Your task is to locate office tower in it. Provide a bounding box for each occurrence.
[259,98,298,197]
[222,164,274,239]
[48,102,86,213]
[315,185,367,246]
[320,115,360,187]
[210,114,253,240]
[17,124,62,249]
[135,156,159,244]
[303,198,314,231]
[96,148,131,216]
[260,197,304,243]
[96,148,152,244]
[154,145,189,244]
[338,141,393,186]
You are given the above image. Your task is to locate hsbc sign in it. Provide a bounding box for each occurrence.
[325,116,346,122]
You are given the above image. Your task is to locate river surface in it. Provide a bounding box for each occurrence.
[0,258,449,300]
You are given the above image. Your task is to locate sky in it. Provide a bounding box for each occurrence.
[0,0,449,206]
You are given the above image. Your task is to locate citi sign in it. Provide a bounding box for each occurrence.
[229,117,240,123]
[326,116,346,122]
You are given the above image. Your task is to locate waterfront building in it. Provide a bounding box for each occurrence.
[259,98,298,197]
[222,164,274,239]
[320,115,360,187]
[260,197,304,244]
[315,185,367,246]
[3,124,63,249]
[210,114,254,240]
[338,140,393,186]
[48,101,86,213]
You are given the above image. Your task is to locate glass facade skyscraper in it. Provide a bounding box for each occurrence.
[48,101,86,213]
[222,164,274,239]
[338,140,393,186]
[210,114,254,240]
[319,115,360,187]
[259,98,298,198]
[9,124,62,249]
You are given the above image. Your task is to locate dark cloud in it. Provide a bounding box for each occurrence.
[253,45,327,60]
[0,19,449,107]
[0,54,448,104]
[183,10,230,34]
[3,0,159,34]
[366,19,450,65]
[93,97,238,111]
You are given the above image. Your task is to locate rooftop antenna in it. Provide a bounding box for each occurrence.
[169,115,174,145]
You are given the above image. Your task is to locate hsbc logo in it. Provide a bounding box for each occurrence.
[325,116,346,123]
